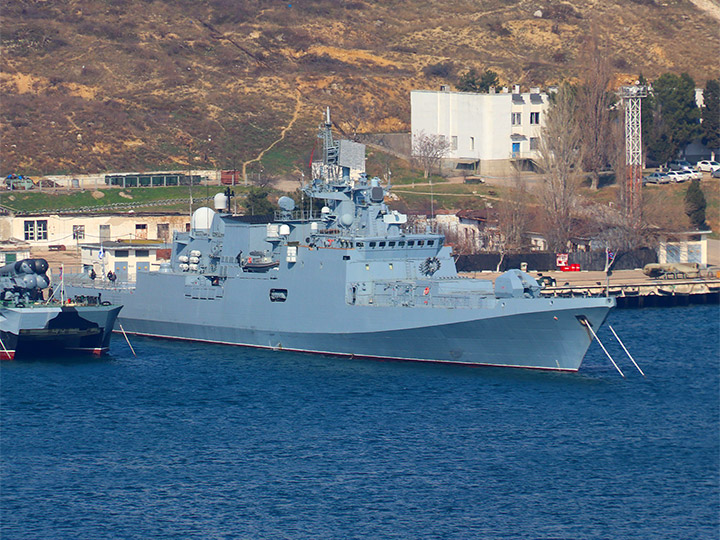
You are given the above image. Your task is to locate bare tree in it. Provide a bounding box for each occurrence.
[497,173,530,251]
[577,30,614,191]
[412,130,451,179]
[538,83,583,252]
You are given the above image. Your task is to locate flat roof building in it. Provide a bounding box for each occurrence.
[411,86,549,176]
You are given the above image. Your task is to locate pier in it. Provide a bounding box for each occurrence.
[461,269,720,308]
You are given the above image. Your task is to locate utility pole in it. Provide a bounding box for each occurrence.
[621,85,647,226]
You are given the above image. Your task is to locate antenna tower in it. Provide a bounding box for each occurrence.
[621,85,647,224]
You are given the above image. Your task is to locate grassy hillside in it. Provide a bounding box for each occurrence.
[2,0,718,179]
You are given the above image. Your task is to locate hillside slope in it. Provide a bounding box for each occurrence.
[2,0,718,177]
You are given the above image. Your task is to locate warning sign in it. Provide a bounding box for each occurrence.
[556,253,569,267]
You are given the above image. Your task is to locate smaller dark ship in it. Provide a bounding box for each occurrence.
[0,258,121,360]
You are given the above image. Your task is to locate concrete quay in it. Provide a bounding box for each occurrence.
[461,269,720,308]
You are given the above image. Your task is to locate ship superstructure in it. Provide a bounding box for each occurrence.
[66,110,614,370]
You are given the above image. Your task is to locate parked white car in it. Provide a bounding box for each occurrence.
[665,171,688,183]
[696,160,720,172]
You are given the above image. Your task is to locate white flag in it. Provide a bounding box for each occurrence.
[98,247,105,259]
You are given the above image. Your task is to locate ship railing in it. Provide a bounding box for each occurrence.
[63,272,136,290]
[273,209,321,221]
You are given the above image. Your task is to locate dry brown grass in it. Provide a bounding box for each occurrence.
[0,0,718,176]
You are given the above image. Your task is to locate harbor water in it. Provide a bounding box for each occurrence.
[2,305,718,539]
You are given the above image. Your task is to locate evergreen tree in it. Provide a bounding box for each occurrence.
[684,179,708,230]
[478,70,500,92]
[244,186,275,216]
[456,69,481,92]
[701,79,720,150]
[650,73,701,160]
[456,69,500,93]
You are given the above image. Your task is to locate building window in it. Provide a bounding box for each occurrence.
[37,221,47,240]
[135,223,148,239]
[511,112,521,125]
[470,136,475,150]
[99,224,110,241]
[157,223,169,241]
[451,136,458,150]
[115,250,129,258]
[24,221,35,241]
[530,137,540,150]
[73,225,85,240]
[135,250,150,258]
[23,220,47,241]
[530,112,540,125]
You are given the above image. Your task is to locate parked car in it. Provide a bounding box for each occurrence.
[642,171,669,184]
[667,159,694,171]
[712,168,720,178]
[696,160,720,172]
[665,170,688,183]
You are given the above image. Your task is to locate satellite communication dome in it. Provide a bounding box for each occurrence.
[191,207,216,231]
[213,192,228,211]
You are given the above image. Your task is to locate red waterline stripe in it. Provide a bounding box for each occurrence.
[114,329,578,372]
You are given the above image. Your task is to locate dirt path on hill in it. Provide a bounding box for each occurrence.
[242,88,302,183]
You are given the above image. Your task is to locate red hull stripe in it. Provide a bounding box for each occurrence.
[0,350,16,361]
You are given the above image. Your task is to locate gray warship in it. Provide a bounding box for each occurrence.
[66,110,614,371]
[0,258,121,359]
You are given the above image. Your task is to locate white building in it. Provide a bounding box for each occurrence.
[0,213,189,249]
[411,86,549,176]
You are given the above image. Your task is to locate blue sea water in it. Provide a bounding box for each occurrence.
[1,305,718,540]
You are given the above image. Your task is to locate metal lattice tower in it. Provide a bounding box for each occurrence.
[621,85,647,223]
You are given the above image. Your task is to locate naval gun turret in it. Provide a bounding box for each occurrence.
[0,258,51,303]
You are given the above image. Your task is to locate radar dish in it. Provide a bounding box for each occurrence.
[278,196,296,211]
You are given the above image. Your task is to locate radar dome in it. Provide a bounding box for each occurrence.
[340,213,354,227]
[191,207,216,231]
[213,192,228,211]
[278,196,295,211]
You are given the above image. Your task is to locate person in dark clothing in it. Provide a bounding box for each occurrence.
[89,268,96,280]
[107,271,116,282]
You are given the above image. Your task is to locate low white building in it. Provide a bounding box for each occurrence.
[658,230,712,266]
[411,86,549,176]
[0,213,190,249]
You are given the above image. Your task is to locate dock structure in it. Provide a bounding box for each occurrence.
[540,277,720,308]
[461,269,720,308]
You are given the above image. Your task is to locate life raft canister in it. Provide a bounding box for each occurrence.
[423,287,430,296]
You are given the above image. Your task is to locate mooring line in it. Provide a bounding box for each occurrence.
[609,325,645,377]
[586,322,625,378]
[119,324,137,357]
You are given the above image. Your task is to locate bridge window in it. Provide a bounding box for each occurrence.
[427,240,434,246]
[369,242,376,248]
[379,241,386,247]
[408,241,415,247]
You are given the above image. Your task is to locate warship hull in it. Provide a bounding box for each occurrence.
[0,304,122,360]
[67,276,612,371]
